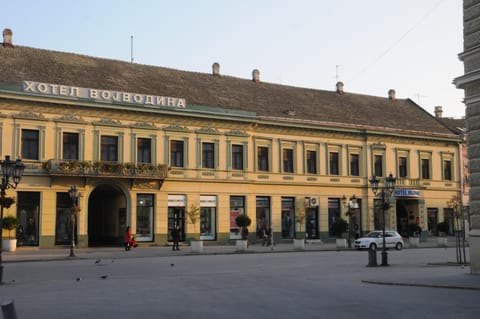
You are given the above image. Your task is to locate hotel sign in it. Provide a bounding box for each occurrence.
[394,189,421,197]
[23,81,186,108]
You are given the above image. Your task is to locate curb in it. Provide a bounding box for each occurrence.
[361,280,480,291]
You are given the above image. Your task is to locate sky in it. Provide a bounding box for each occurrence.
[1,0,465,118]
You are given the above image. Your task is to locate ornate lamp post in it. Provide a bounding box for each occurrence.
[369,173,396,266]
[0,156,25,284]
[342,195,358,248]
[68,185,80,257]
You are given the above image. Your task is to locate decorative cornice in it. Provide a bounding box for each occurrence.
[12,111,46,120]
[92,118,123,126]
[130,121,157,129]
[54,114,85,123]
[225,129,249,137]
[454,69,480,88]
[195,127,220,135]
[163,124,190,132]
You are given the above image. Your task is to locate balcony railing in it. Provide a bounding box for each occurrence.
[46,160,168,179]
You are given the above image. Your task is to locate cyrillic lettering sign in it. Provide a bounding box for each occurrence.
[23,81,186,108]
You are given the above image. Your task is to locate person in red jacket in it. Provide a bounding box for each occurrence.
[124,226,137,251]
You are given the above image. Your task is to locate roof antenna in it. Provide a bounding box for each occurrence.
[130,35,134,63]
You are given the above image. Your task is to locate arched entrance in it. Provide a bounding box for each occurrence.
[88,183,128,246]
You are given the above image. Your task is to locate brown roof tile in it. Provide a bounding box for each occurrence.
[0,45,455,137]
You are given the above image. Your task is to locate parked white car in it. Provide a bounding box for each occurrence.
[354,230,404,250]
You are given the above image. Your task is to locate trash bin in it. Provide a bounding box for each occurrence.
[367,249,378,267]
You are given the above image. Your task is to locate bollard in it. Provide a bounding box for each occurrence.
[1,300,18,319]
[367,249,378,267]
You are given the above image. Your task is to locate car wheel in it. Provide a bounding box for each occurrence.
[369,243,377,250]
[395,242,403,250]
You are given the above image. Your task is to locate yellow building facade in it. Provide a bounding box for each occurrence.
[0,31,462,249]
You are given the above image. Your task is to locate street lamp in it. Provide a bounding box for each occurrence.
[68,185,80,257]
[369,173,396,266]
[341,195,358,248]
[0,155,25,284]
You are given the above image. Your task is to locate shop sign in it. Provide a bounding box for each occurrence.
[23,81,186,108]
[394,189,421,197]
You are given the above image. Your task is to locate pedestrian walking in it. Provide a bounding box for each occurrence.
[171,226,181,251]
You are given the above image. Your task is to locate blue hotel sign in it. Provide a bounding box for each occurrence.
[394,189,421,197]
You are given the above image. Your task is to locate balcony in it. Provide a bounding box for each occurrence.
[46,160,168,180]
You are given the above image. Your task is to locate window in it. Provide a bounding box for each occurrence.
[258,146,269,171]
[202,142,215,169]
[350,154,359,176]
[421,158,430,180]
[200,195,217,241]
[21,129,39,160]
[137,138,151,164]
[63,132,79,161]
[283,148,294,173]
[170,140,184,167]
[232,144,244,170]
[230,196,245,240]
[306,150,317,174]
[101,135,118,162]
[444,160,452,180]
[374,155,383,177]
[329,152,339,175]
[136,194,154,241]
[399,157,408,178]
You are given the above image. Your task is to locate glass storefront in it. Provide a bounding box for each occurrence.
[281,197,295,238]
[200,195,216,240]
[55,192,74,246]
[328,198,341,237]
[229,196,245,239]
[17,192,40,246]
[136,194,154,242]
[168,195,186,242]
[256,196,270,239]
[306,207,319,239]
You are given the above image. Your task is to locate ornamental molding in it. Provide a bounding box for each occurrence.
[12,111,46,120]
[54,114,85,123]
[92,118,123,127]
[163,124,190,132]
[130,121,157,129]
[195,127,220,135]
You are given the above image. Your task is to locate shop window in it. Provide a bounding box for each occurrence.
[55,192,74,245]
[167,195,186,242]
[256,197,271,238]
[230,196,245,240]
[16,192,40,247]
[306,150,317,174]
[137,194,154,242]
[101,135,118,162]
[137,138,152,164]
[21,129,39,160]
[63,132,79,161]
[200,195,217,240]
[281,197,295,238]
[328,198,341,236]
[170,140,184,167]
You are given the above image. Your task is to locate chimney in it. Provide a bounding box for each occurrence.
[434,106,443,118]
[388,89,396,100]
[252,69,260,83]
[336,81,344,94]
[212,62,220,77]
[2,28,13,48]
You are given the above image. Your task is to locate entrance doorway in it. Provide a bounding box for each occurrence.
[88,184,127,246]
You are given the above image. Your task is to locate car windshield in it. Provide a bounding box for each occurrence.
[366,232,382,238]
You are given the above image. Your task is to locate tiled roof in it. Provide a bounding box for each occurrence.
[0,45,455,137]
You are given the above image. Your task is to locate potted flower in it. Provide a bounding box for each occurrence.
[332,217,348,248]
[2,215,19,252]
[235,214,251,251]
[185,202,202,253]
